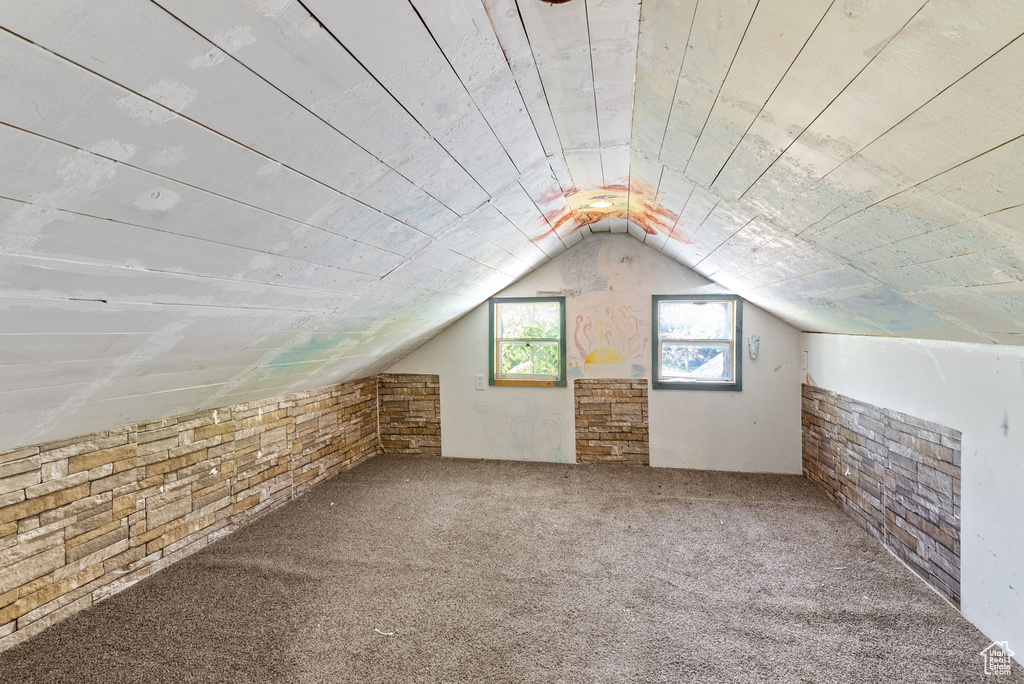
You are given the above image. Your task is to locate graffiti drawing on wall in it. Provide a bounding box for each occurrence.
[570,306,648,379]
[473,393,572,463]
[531,179,685,242]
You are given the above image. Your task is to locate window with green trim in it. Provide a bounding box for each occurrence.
[489,297,566,387]
[652,295,742,391]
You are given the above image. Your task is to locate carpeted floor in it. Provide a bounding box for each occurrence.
[0,454,1019,683]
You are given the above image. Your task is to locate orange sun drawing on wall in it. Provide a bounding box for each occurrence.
[532,178,687,244]
[569,306,649,379]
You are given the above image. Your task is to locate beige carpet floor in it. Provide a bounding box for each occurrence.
[0,454,1019,683]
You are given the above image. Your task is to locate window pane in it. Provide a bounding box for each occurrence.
[659,300,731,340]
[499,341,560,377]
[660,343,732,381]
[497,302,561,339]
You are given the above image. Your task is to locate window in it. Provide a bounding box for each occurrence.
[489,297,566,387]
[652,295,742,391]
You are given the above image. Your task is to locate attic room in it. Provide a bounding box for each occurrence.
[0,0,1022,681]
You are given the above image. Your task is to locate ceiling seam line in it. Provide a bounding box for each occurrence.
[510,0,574,179]
[511,0,586,213]
[148,0,474,218]
[799,130,1024,239]
[664,183,696,245]
[736,0,931,201]
[628,0,645,242]
[583,0,608,198]
[810,196,1024,266]
[0,120,429,264]
[788,28,1024,234]
[692,216,758,269]
[0,26,442,244]
[503,70,576,246]
[688,199,721,240]
[681,0,762,177]
[403,0,524,179]
[513,180,569,253]
[644,164,667,245]
[655,0,700,163]
[488,199,560,258]
[0,193,455,284]
[708,0,838,190]
[1,251,401,299]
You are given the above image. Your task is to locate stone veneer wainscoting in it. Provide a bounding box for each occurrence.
[574,379,649,466]
[377,373,441,456]
[0,377,379,653]
[801,384,962,606]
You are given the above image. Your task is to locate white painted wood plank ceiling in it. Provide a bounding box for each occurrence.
[1,0,1022,447]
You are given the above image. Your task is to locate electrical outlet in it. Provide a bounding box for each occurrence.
[801,351,808,370]
[475,373,486,390]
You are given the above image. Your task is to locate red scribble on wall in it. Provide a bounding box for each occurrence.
[532,178,687,244]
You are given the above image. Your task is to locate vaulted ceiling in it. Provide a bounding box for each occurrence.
[1,0,1022,446]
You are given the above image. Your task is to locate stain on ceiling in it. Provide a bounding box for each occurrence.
[1,0,1022,446]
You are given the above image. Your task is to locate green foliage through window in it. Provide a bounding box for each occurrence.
[490,297,566,386]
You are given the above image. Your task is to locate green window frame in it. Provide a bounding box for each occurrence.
[652,294,743,391]
[488,296,567,387]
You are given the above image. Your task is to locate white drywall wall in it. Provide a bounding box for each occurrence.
[388,234,803,473]
[803,332,1024,655]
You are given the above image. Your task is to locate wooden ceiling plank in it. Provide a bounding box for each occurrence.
[516,0,612,231]
[0,30,449,259]
[513,164,580,250]
[0,354,273,394]
[587,0,641,186]
[480,0,576,195]
[630,0,698,161]
[656,0,759,172]
[710,0,924,199]
[0,297,314,336]
[289,0,565,257]
[742,0,1024,226]
[0,254,363,314]
[0,198,444,301]
[516,0,599,154]
[0,0,460,236]
[697,218,797,280]
[408,0,548,178]
[631,151,666,244]
[475,195,563,260]
[0,126,430,282]
[302,0,519,195]
[153,0,490,217]
[644,165,695,250]
[809,136,1024,259]
[434,221,533,279]
[683,0,834,188]
[787,35,1024,237]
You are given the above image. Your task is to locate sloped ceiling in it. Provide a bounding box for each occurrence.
[1,0,1022,447]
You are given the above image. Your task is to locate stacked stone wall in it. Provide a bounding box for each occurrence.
[0,377,379,652]
[377,373,441,456]
[574,379,649,466]
[802,384,961,606]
